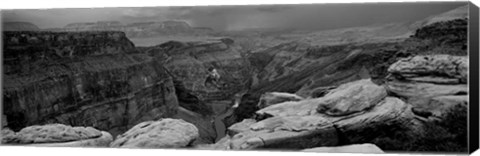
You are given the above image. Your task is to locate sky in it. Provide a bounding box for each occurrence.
[1,2,467,31]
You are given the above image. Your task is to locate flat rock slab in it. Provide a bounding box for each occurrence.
[110,118,199,148]
[226,115,338,150]
[25,131,113,147]
[257,92,304,109]
[5,124,102,144]
[302,143,384,153]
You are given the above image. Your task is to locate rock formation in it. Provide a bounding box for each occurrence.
[2,31,179,137]
[1,124,112,147]
[386,55,468,122]
[204,79,419,150]
[110,118,199,148]
[257,92,304,109]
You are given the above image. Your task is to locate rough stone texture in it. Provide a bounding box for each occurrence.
[228,116,338,150]
[110,118,199,148]
[330,97,418,143]
[257,92,304,109]
[1,124,112,147]
[316,79,387,116]
[5,124,102,144]
[302,143,384,153]
[222,79,417,150]
[25,131,113,147]
[388,55,468,83]
[1,128,16,144]
[228,119,257,136]
[386,54,468,123]
[2,32,179,137]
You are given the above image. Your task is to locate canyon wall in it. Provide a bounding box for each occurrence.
[2,31,179,136]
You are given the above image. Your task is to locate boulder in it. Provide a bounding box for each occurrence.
[25,131,113,147]
[8,124,102,144]
[234,79,420,149]
[386,81,468,98]
[302,143,384,153]
[256,79,387,117]
[228,115,339,150]
[1,128,16,144]
[110,118,199,148]
[316,79,387,116]
[1,124,112,147]
[257,92,304,109]
[388,55,468,83]
[329,97,419,143]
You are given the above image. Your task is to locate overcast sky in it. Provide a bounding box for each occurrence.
[1,2,467,31]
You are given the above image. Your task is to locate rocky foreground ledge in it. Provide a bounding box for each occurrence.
[1,124,112,147]
[196,54,468,152]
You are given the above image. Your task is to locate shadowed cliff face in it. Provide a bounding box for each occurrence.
[145,39,253,111]
[2,31,179,136]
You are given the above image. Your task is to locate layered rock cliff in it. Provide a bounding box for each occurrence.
[47,20,213,38]
[2,31,179,136]
[142,39,253,144]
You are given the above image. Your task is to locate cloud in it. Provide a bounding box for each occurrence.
[2,2,468,31]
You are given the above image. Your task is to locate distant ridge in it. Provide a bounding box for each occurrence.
[2,22,40,31]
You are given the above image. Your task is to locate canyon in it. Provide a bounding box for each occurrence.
[1,5,471,153]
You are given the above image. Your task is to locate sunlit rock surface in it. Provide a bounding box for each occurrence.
[110,118,199,148]
[1,124,112,147]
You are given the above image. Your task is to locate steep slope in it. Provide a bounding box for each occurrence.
[142,38,253,144]
[2,31,179,137]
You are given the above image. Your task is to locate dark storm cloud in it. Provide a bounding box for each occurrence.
[2,2,467,30]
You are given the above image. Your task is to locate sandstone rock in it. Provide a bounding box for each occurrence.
[329,97,419,143]
[388,55,468,83]
[7,124,102,144]
[25,131,113,147]
[386,81,467,98]
[386,55,468,106]
[302,143,384,153]
[256,99,319,117]
[228,115,338,150]
[228,119,257,136]
[257,92,304,109]
[1,124,112,147]
[1,128,16,144]
[257,79,387,117]
[110,118,199,148]
[316,79,387,116]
